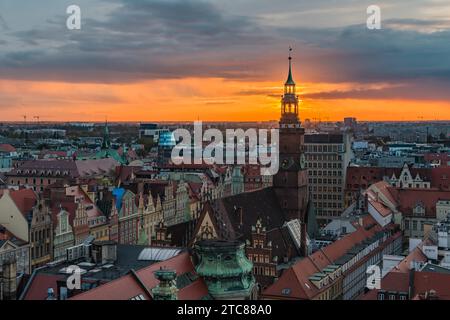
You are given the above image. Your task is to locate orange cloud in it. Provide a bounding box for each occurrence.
[0,78,449,122]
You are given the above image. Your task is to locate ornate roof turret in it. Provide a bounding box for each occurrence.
[152,268,178,300]
[193,240,255,300]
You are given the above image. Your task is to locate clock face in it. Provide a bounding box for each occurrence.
[300,153,306,169]
[281,157,294,170]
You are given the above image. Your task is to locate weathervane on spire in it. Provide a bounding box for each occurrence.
[285,46,295,86]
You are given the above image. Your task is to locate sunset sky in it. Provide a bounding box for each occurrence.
[1,0,450,122]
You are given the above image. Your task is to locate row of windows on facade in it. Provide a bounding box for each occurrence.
[378,292,407,300]
[404,219,426,231]
[309,175,342,185]
[253,266,276,277]
[31,243,51,259]
[316,210,342,218]
[120,233,137,243]
[15,169,70,176]
[309,185,343,193]
[307,154,344,161]
[309,178,343,186]
[305,145,344,153]
[248,253,270,264]
[30,228,51,242]
[308,172,343,181]
[315,282,342,300]
[307,162,343,170]
[11,178,56,185]
[311,194,343,201]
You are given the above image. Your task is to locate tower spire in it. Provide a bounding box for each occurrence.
[280,47,300,122]
[285,46,295,86]
[102,119,111,150]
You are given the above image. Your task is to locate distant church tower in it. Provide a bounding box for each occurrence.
[101,120,111,150]
[273,48,309,222]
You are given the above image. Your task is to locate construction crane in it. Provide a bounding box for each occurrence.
[34,116,40,124]
[22,115,27,125]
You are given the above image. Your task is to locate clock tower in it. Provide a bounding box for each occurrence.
[273,48,309,222]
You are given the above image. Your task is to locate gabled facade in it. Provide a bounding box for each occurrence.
[30,200,53,268]
[0,189,31,242]
[0,239,30,275]
[53,208,74,261]
[245,218,277,290]
[117,189,139,245]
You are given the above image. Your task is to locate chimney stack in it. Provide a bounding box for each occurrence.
[364,193,369,212]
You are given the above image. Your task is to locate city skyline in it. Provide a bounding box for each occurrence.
[1,0,450,122]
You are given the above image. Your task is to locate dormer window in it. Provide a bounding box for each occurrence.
[413,202,425,216]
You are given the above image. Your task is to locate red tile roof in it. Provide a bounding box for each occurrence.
[395,188,450,218]
[23,274,65,300]
[414,271,450,299]
[370,181,398,206]
[70,252,208,300]
[0,144,16,153]
[424,153,450,167]
[8,189,38,217]
[369,199,392,217]
[359,271,410,300]
[263,224,386,299]
[391,245,427,273]
[346,166,450,191]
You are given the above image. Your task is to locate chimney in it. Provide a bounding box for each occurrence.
[1,256,17,300]
[408,268,415,299]
[46,288,57,300]
[358,216,364,227]
[364,193,369,212]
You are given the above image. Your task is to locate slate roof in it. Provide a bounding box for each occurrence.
[70,252,209,300]
[212,187,299,261]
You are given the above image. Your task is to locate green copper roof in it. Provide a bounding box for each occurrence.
[285,56,295,85]
[137,225,149,246]
[95,149,127,164]
[193,240,255,299]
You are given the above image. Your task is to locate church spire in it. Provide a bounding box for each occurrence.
[285,47,295,86]
[101,119,110,150]
[280,47,299,122]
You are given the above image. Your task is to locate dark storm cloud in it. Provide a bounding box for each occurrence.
[0,0,270,82]
[0,0,450,103]
[301,81,450,101]
[0,13,9,30]
[278,21,450,85]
